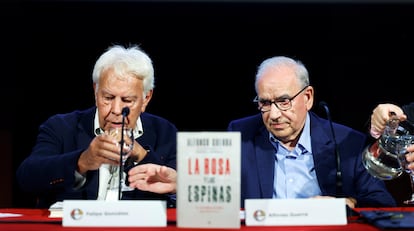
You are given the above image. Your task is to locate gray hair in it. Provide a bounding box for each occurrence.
[254,56,309,93]
[92,44,155,95]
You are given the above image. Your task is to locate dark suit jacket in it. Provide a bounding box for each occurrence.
[227,111,396,208]
[402,103,414,133]
[402,102,414,124]
[17,107,177,208]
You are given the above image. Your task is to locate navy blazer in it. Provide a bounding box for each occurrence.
[17,107,177,208]
[227,111,396,208]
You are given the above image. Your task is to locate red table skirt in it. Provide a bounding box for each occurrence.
[0,207,413,231]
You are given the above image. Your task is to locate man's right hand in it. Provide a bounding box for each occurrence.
[77,134,121,174]
[370,103,406,139]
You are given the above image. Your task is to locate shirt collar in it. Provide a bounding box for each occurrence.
[298,112,312,154]
[269,112,312,155]
[93,110,143,138]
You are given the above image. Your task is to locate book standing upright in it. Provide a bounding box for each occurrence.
[176,131,241,228]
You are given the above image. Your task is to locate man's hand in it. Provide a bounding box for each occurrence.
[311,195,357,209]
[77,134,121,174]
[128,164,177,194]
[370,103,406,139]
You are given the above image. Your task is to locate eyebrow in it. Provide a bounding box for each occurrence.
[260,93,290,101]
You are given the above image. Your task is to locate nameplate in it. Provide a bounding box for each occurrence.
[62,200,166,227]
[245,198,347,226]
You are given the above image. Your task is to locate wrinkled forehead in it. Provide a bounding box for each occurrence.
[257,67,299,95]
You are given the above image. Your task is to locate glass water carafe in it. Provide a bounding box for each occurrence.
[362,114,414,180]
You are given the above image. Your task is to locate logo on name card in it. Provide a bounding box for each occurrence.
[70,208,84,220]
[253,209,266,221]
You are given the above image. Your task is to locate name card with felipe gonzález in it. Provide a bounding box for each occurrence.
[62,200,166,227]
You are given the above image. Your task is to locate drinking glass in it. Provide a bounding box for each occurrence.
[107,127,135,193]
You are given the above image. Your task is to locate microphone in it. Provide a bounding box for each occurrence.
[319,101,343,197]
[119,106,129,200]
[122,106,130,117]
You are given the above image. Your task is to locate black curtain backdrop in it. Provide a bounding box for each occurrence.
[3,0,414,207]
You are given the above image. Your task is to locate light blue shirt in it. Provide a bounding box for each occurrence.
[271,113,321,198]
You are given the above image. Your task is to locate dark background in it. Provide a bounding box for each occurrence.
[2,0,414,207]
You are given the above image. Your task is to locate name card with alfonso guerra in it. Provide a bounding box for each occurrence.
[177,132,241,229]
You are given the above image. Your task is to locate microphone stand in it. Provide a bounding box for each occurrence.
[319,101,343,197]
[118,107,130,200]
[319,101,361,217]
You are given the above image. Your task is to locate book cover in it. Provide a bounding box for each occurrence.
[176,131,241,228]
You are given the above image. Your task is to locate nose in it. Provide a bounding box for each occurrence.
[111,98,126,115]
[268,103,282,117]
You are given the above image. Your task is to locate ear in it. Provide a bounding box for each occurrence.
[304,86,314,110]
[93,83,98,106]
[141,89,153,112]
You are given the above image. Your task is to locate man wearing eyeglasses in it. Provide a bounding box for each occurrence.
[115,56,397,211]
[227,56,396,209]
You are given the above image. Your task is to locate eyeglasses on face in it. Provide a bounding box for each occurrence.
[253,85,309,112]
